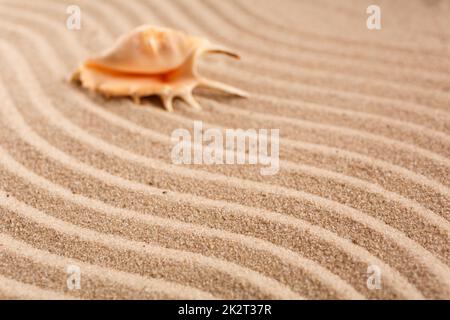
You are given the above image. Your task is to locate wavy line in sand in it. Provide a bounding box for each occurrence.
[1,19,447,245]
[4,0,450,156]
[0,145,367,299]
[3,1,450,236]
[1,0,448,300]
[158,0,450,94]
[0,18,450,258]
[0,274,76,300]
[200,0,450,102]
[2,30,450,264]
[103,2,450,99]
[2,39,449,275]
[3,38,450,298]
[0,191,303,299]
[11,0,450,127]
[232,0,450,60]
[0,233,217,299]
[230,0,450,63]
[1,8,449,195]
[213,0,450,76]
[167,0,450,112]
[99,3,450,143]
[0,69,425,299]
[302,0,450,52]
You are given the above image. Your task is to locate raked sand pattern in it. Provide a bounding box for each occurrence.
[0,0,449,300]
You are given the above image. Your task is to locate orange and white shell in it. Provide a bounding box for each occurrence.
[71,25,247,111]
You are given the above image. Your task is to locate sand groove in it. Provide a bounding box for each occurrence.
[0,0,448,299]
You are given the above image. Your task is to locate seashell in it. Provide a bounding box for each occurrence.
[71,25,248,111]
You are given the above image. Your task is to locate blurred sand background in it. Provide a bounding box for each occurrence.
[0,0,449,299]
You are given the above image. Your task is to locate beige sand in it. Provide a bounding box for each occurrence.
[0,0,449,300]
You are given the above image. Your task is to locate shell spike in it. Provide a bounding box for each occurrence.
[133,96,141,105]
[181,93,202,110]
[199,78,249,98]
[162,95,174,112]
[70,68,81,82]
[201,45,240,59]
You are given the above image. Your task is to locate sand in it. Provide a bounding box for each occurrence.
[0,0,449,300]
